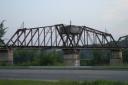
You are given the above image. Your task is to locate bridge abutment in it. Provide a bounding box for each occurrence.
[110,49,123,64]
[8,48,13,64]
[63,49,80,66]
[0,48,13,64]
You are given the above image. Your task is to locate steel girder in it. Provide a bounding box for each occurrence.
[6,24,118,48]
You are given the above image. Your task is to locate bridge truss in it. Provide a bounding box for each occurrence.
[6,24,118,49]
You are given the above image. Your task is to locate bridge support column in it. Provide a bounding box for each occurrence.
[0,48,13,64]
[8,48,13,64]
[110,49,123,64]
[63,49,80,66]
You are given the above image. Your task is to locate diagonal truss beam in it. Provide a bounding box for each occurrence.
[5,24,119,48]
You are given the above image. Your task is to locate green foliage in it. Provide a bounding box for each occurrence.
[14,49,63,66]
[14,49,35,65]
[123,49,128,63]
[80,49,110,66]
[0,61,8,66]
[0,80,128,85]
[0,20,7,45]
[80,60,94,66]
[92,50,110,65]
[38,50,63,66]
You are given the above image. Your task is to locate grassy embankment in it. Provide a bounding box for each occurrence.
[0,80,128,85]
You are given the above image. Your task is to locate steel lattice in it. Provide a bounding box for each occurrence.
[6,24,118,49]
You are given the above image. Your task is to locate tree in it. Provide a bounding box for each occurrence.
[92,49,110,65]
[122,49,128,63]
[0,20,7,46]
[13,49,64,66]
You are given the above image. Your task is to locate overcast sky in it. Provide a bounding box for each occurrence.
[0,0,128,41]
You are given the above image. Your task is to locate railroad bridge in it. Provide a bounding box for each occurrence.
[0,24,127,65]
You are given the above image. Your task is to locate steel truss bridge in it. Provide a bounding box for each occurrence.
[1,24,128,49]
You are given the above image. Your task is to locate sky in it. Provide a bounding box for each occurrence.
[0,0,128,41]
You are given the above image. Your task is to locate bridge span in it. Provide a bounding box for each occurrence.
[0,24,127,65]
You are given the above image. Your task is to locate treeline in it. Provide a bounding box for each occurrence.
[80,49,128,66]
[0,48,127,66]
[13,49,112,66]
[0,48,128,66]
[13,49,64,66]
[80,49,111,66]
[12,49,128,66]
[123,49,128,64]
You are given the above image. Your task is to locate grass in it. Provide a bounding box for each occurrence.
[0,80,128,85]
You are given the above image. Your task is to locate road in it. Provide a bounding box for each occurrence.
[0,69,128,81]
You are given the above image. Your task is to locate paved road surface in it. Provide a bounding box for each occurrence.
[0,69,128,81]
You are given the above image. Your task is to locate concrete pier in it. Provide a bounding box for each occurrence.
[110,49,123,64]
[63,49,80,66]
[8,48,13,64]
[0,48,13,64]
